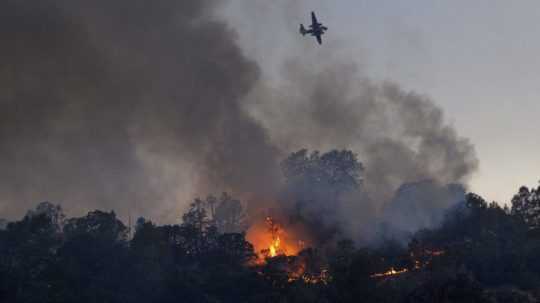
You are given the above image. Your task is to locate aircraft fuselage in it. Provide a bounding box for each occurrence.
[300,12,327,44]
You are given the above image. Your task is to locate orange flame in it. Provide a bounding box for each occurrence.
[371,248,446,279]
[269,235,280,257]
[246,213,329,284]
[246,215,308,262]
[370,267,408,278]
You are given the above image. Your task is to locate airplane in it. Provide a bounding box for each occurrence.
[299,11,328,45]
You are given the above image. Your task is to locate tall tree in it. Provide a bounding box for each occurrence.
[511,184,540,229]
[282,149,363,200]
[281,149,364,242]
[0,202,64,302]
[214,193,246,233]
[53,210,131,302]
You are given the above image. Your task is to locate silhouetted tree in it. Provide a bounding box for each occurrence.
[183,193,246,234]
[0,202,64,303]
[51,210,131,303]
[282,149,363,200]
[281,149,364,244]
[183,198,209,233]
[413,193,531,288]
[4,178,540,302]
[25,201,65,231]
[214,192,246,233]
[511,184,540,229]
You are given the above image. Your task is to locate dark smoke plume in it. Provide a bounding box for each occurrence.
[0,0,477,241]
[0,0,280,221]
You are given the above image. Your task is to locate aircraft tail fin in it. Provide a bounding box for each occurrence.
[299,24,307,35]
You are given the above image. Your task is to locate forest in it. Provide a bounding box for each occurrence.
[1,149,540,303]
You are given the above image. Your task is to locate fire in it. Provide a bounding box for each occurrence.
[245,213,329,284]
[370,248,446,279]
[269,235,280,257]
[409,248,446,269]
[266,216,283,257]
[288,269,330,285]
[246,215,308,261]
[370,267,408,278]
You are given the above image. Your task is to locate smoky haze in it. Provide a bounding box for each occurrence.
[0,0,280,221]
[224,1,478,240]
[0,0,477,239]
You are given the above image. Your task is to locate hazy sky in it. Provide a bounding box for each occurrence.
[1,1,536,221]
[224,0,540,204]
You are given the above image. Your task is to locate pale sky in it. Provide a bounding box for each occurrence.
[224,1,540,204]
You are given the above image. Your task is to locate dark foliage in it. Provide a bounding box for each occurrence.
[1,153,540,302]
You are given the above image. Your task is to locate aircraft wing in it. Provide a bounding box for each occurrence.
[311,12,318,25]
[316,34,322,45]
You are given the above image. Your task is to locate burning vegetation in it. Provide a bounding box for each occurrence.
[369,248,447,279]
[370,267,408,278]
[247,216,307,260]
[246,199,449,285]
[246,215,330,284]
[2,153,540,302]
[1,0,535,302]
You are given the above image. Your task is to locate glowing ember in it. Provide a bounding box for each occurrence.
[428,249,445,256]
[370,267,408,278]
[371,248,446,279]
[287,269,330,284]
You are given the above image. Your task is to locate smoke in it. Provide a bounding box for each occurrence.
[381,181,466,239]
[0,0,280,221]
[226,2,478,241]
[241,55,477,239]
[0,0,477,241]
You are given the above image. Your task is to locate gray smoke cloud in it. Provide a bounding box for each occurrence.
[225,1,478,240]
[0,0,477,241]
[244,58,477,241]
[381,181,466,239]
[0,0,280,221]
